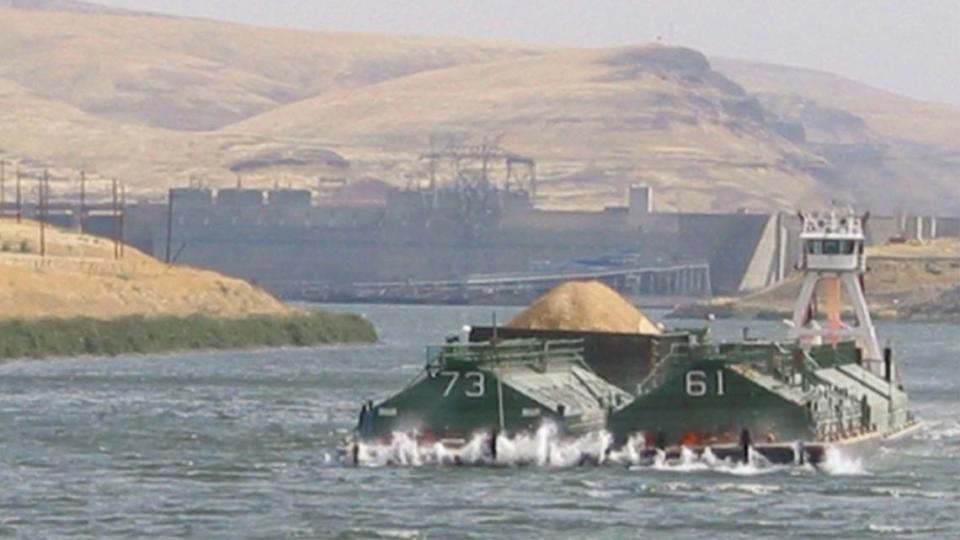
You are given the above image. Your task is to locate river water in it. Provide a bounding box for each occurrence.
[0,304,957,539]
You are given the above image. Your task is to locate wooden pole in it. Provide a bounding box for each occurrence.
[165,188,174,264]
[15,167,21,223]
[119,183,126,258]
[531,162,537,200]
[39,170,47,257]
[112,179,119,259]
[1,160,6,219]
[481,137,489,187]
[79,170,86,233]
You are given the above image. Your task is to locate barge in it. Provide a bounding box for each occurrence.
[350,208,918,467]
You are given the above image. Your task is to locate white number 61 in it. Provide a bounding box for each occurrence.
[685,370,724,397]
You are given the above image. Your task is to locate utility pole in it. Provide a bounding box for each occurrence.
[79,171,86,233]
[165,188,174,264]
[1,160,6,219]
[111,179,119,259]
[39,170,47,257]
[119,183,125,258]
[530,162,537,200]
[15,167,22,223]
[480,137,490,188]
[428,135,438,209]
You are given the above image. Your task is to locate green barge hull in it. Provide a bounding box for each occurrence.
[353,333,915,466]
[357,339,630,446]
[606,337,915,464]
[350,210,920,467]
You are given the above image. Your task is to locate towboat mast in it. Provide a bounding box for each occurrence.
[789,207,884,376]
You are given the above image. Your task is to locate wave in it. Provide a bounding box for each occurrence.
[914,419,960,442]
[337,425,863,475]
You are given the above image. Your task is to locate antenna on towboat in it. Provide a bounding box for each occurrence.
[789,207,884,376]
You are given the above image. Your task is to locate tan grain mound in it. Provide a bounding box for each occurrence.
[507,280,661,335]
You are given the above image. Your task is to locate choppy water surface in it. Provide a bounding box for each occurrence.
[0,304,957,539]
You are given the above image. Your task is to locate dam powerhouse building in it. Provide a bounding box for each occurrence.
[115,181,789,303]
[9,148,956,304]
[120,177,957,303]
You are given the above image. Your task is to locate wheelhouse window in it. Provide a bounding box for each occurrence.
[807,240,857,255]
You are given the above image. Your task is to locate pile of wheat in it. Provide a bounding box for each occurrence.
[507,280,661,335]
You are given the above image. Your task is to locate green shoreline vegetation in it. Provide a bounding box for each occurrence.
[0,310,377,360]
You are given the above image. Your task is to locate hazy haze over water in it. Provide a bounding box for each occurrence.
[88,0,960,106]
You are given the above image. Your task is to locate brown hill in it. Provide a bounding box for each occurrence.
[713,59,960,214]
[0,6,539,131]
[1,5,959,213]
[0,0,126,13]
[714,59,960,151]
[231,45,829,211]
[0,4,542,191]
[0,218,297,319]
[508,281,661,335]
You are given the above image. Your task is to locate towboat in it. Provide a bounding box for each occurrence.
[607,208,921,464]
[350,207,919,466]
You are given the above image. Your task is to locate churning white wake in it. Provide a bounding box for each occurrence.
[818,447,867,476]
[342,424,848,475]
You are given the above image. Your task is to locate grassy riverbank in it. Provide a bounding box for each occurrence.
[0,311,377,360]
[0,219,377,359]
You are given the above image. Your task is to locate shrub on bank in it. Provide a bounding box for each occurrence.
[0,311,377,360]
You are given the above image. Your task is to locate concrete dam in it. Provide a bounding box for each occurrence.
[6,171,956,305]
[116,183,795,304]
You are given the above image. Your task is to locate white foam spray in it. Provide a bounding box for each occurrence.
[819,446,867,476]
[348,429,860,475]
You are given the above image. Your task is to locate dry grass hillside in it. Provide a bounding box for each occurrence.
[0,218,297,319]
[0,0,123,12]
[232,46,828,210]
[714,59,960,151]
[1,2,959,213]
[714,59,960,214]
[0,6,539,130]
[0,3,541,191]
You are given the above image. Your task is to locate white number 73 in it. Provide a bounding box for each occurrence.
[440,371,460,396]
[440,371,485,398]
